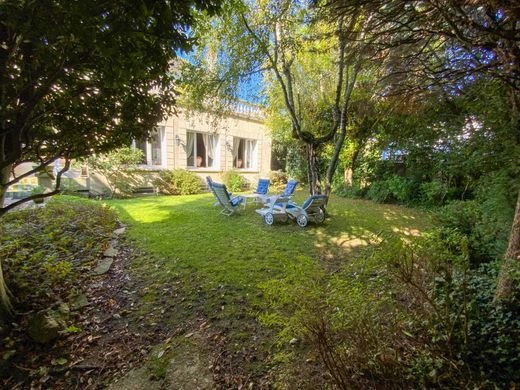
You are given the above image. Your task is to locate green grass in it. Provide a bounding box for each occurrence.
[107,191,432,380]
[109,191,430,293]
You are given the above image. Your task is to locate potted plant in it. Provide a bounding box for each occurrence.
[31,185,45,204]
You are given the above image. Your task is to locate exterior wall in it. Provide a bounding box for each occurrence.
[9,106,271,195]
[158,110,271,185]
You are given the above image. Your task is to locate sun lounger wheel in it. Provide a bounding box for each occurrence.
[296,214,308,227]
[264,212,274,225]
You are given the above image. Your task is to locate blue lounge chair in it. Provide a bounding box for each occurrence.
[207,177,243,216]
[255,178,270,197]
[256,194,328,227]
[281,179,298,197]
[242,178,270,207]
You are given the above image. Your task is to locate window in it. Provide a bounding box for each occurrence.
[186,131,218,168]
[80,166,89,177]
[134,127,165,166]
[232,137,257,169]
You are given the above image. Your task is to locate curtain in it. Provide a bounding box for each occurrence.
[186,132,194,158]
[232,137,240,159]
[246,140,253,168]
[206,134,215,160]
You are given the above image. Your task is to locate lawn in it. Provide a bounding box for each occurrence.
[109,191,430,297]
[107,191,432,384]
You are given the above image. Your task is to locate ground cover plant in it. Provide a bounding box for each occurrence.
[0,197,120,386]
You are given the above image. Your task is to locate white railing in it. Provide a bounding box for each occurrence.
[231,101,265,119]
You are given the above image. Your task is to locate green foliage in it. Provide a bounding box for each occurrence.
[1,0,222,211]
[268,170,288,191]
[30,185,44,195]
[153,169,202,195]
[420,180,448,206]
[367,179,391,203]
[367,176,416,204]
[222,170,244,192]
[83,147,144,198]
[60,179,79,195]
[437,191,515,265]
[285,145,308,184]
[258,224,519,388]
[0,197,117,310]
[335,182,365,198]
[259,254,414,388]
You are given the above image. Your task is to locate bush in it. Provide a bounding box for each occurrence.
[367,176,417,204]
[334,181,366,198]
[285,145,308,183]
[386,175,416,203]
[83,146,144,198]
[436,199,512,265]
[269,170,288,191]
[222,170,244,192]
[259,231,520,388]
[420,180,448,206]
[367,180,391,203]
[259,256,413,389]
[153,169,202,195]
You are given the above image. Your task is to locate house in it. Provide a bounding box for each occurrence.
[76,101,271,194]
[8,102,271,197]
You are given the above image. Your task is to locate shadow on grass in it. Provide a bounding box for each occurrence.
[106,192,431,290]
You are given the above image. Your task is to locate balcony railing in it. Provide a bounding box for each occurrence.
[230,101,265,120]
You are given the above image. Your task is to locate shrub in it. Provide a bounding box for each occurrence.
[259,231,520,388]
[153,169,202,195]
[367,180,391,203]
[83,147,144,198]
[60,179,80,195]
[420,180,448,206]
[436,199,511,265]
[269,170,288,191]
[259,256,413,389]
[386,175,416,203]
[367,176,417,204]
[285,146,308,183]
[222,170,244,192]
[334,181,365,198]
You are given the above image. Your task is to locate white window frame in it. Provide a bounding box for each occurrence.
[233,137,257,170]
[186,131,219,169]
[132,126,166,168]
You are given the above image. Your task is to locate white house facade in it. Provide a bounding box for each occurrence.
[132,102,271,184]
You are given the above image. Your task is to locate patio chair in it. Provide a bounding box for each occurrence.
[281,179,298,197]
[207,177,243,216]
[241,178,270,207]
[257,194,328,227]
[262,179,298,207]
[207,176,232,207]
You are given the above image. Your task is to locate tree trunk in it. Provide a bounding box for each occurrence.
[0,164,13,320]
[307,143,321,195]
[0,164,11,209]
[324,127,348,199]
[494,189,520,301]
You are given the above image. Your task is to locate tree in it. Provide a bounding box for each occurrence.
[0,0,222,317]
[0,0,222,213]
[83,147,145,198]
[330,0,520,299]
[181,0,381,198]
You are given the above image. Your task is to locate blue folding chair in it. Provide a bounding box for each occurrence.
[206,177,243,216]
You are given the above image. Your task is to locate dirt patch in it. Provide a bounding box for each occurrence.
[1,231,174,389]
